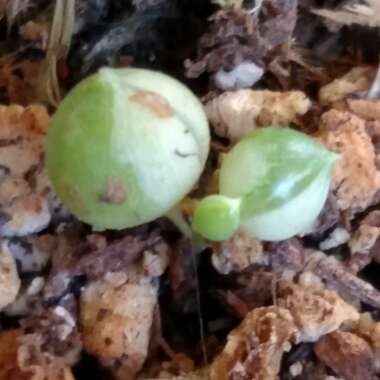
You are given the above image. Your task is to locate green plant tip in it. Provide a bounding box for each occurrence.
[192,195,241,241]
[46,67,210,230]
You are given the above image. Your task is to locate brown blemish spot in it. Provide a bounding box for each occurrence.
[104,337,113,346]
[96,308,110,321]
[129,91,173,118]
[100,178,126,205]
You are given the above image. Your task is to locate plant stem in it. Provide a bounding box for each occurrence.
[166,206,193,239]
[166,206,208,363]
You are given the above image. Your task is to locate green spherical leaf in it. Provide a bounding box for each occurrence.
[219,127,337,241]
[47,68,210,230]
[192,195,241,241]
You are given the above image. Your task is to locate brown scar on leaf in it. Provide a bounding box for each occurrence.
[100,178,126,204]
[129,91,173,118]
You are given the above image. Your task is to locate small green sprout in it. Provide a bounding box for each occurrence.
[192,127,338,241]
[47,68,210,230]
[192,195,241,241]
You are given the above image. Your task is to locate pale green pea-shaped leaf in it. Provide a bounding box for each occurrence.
[193,127,337,241]
[47,68,210,230]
